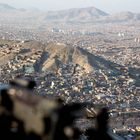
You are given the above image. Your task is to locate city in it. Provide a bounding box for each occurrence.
[0,1,140,140]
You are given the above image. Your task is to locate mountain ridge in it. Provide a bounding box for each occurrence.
[0,3,140,24]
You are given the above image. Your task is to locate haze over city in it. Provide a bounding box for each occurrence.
[0,0,140,13]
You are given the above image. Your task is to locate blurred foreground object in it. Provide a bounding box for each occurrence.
[0,78,125,140]
[136,136,140,140]
[0,78,83,140]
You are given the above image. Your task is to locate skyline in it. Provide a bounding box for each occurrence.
[0,0,140,13]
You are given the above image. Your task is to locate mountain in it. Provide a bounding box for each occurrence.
[102,11,140,23]
[0,4,110,24]
[0,3,16,11]
[44,7,109,22]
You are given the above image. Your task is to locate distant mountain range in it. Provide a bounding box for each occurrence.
[0,3,140,24]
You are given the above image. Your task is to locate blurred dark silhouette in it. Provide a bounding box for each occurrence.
[9,79,36,90]
[1,89,14,112]
[86,108,113,140]
[0,79,115,140]
[53,103,82,140]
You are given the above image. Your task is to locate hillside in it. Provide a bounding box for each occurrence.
[0,40,121,74]
[35,43,121,73]
[0,40,139,86]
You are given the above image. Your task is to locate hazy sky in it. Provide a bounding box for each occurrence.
[0,0,140,13]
